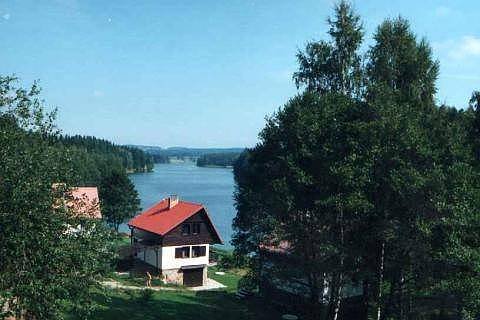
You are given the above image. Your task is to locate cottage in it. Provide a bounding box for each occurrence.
[259,241,362,316]
[69,187,102,219]
[52,184,102,219]
[127,195,222,287]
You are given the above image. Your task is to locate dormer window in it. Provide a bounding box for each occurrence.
[192,223,200,235]
[182,224,191,235]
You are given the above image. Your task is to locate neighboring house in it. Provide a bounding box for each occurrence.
[259,241,315,310]
[128,195,223,287]
[63,186,102,234]
[68,187,102,219]
[259,241,362,316]
[52,184,102,219]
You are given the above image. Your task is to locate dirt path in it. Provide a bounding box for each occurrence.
[102,277,226,292]
[102,279,177,291]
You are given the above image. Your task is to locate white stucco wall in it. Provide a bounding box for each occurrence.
[161,244,209,270]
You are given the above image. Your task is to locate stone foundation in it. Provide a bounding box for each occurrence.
[161,266,208,286]
[162,268,183,285]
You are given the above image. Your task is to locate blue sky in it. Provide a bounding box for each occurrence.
[1,0,479,147]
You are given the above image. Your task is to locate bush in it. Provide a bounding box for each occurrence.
[116,257,134,271]
[238,270,257,291]
[218,253,236,270]
[139,288,155,302]
[212,247,248,270]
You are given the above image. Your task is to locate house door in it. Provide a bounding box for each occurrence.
[183,267,203,287]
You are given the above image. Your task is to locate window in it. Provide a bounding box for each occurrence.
[192,223,201,235]
[181,223,191,235]
[192,245,206,258]
[175,246,190,258]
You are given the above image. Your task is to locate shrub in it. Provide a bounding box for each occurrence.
[139,288,155,302]
[238,270,257,291]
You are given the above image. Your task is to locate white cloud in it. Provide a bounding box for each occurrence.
[450,36,480,59]
[435,36,480,61]
[2,13,10,20]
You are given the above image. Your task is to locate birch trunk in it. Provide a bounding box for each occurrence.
[332,203,345,320]
[376,241,385,320]
[332,280,343,320]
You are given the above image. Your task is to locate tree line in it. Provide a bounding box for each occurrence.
[55,135,154,176]
[196,152,241,167]
[233,2,480,320]
[137,145,244,163]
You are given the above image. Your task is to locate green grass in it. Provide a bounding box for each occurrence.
[112,234,131,249]
[208,266,245,293]
[73,288,279,320]
[67,266,280,320]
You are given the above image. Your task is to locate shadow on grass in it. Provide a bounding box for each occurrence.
[87,289,281,320]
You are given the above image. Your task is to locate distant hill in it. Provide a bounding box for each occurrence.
[129,145,245,164]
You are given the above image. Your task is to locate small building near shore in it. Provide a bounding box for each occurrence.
[128,195,223,287]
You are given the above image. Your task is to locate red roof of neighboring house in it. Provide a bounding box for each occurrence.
[128,198,222,242]
[259,240,292,255]
[69,187,102,219]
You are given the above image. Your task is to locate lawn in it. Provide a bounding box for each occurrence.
[66,266,281,320]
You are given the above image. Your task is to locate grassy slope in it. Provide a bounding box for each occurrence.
[67,267,280,320]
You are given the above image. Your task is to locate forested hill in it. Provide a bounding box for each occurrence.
[131,145,244,163]
[54,135,154,176]
[196,152,241,167]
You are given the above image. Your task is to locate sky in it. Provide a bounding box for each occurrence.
[1,0,480,148]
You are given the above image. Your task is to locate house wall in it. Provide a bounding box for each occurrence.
[133,228,161,244]
[161,244,209,270]
[137,247,162,270]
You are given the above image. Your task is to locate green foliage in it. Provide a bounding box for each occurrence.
[238,270,257,292]
[99,170,141,231]
[366,17,439,107]
[211,247,247,270]
[53,135,154,183]
[293,0,363,97]
[137,146,245,163]
[234,3,480,320]
[196,152,241,167]
[0,76,115,319]
[139,289,155,302]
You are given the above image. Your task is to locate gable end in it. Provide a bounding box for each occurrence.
[161,209,222,246]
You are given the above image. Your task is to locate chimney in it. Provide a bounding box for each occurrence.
[168,195,179,209]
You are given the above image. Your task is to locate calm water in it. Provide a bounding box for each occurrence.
[121,162,236,248]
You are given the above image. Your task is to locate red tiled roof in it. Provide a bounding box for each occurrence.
[259,240,292,255]
[128,199,221,241]
[69,187,102,219]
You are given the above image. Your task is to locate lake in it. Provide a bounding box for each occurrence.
[121,162,236,248]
